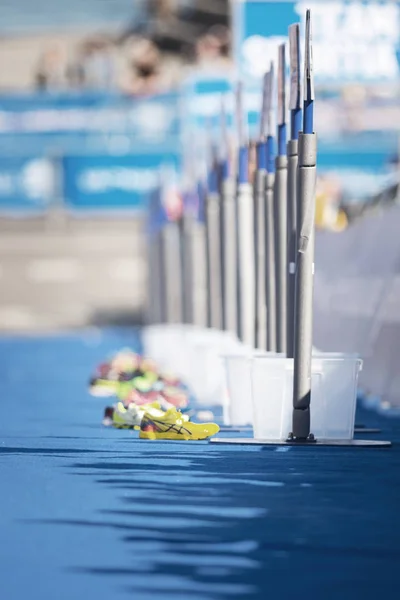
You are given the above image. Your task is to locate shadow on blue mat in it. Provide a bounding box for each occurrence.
[29,417,400,600]
[0,329,399,600]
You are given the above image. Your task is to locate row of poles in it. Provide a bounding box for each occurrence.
[149,10,317,441]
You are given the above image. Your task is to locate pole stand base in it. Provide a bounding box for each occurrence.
[210,437,392,447]
[286,432,316,443]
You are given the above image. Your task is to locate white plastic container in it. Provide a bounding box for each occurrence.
[251,354,362,440]
[188,330,243,405]
[223,351,280,426]
[142,325,242,403]
[142,324,201,381]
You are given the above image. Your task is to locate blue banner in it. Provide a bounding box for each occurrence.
[62,152,181,212]
[182,71,263,146]
[0,91,181,138]
[232,0,400,84]
[0,155,54,214]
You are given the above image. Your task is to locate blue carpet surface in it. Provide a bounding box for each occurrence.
[0,328,399,600]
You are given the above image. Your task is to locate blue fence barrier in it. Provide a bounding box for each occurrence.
[0,155,54,214]
[62,152,181,212]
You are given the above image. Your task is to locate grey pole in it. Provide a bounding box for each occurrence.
[254,73,270,350]
[274,154,287,352]
[237,180,255,347]
[149,230,164,324]
[221,177,238,334]
[219,99,238,335]
[287,23,302,358]
[291,10,316,440]
[191,218,208,327]
[254,168,267,349]
[265,171,277,351]
[264,66,277,352]
[186,176,208,327]
[180,212,192,324]
[274,43,288,354]
[206,185,223,329]
[161,221,183,324]
[235,82,255,347]
[286,140,298,355]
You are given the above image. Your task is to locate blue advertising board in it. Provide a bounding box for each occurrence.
[0,91,183,214]
[182,71,263,147]
[0,91,181,139]
[0,155,54,214]
[232,0,400,84]
[62,151,181,212]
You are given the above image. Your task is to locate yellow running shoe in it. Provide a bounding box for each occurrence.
[139,409,219,441]
[112,401,163,429]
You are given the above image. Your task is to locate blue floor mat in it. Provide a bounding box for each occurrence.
[0,328,399,600]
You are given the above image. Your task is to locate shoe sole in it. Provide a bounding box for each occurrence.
[139,431,212,441]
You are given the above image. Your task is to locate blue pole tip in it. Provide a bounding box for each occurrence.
[238,146,249,184]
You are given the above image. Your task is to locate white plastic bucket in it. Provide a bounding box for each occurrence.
[251,354,362,440]
[223,351,281,426]
[142,324,201,381]
[188,330,243,405]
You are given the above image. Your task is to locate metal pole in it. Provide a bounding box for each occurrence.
[254,73,268,349]
[161,221,183,324]
[287,23,302,358]
[205,167,223,329]
[235,82,255,346]
[221,176,238,335]
[188,178,208,327]
[254,167,267,349]
[286,140,298,355]
[237,175,255,347]
[264,65,277,352]
[265,169,276,351]
[291,9,316,440]
[274,44,288,354]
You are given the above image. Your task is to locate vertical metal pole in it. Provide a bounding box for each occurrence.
[286,140,298,355]
[205,168,223,329]
[287,23,302,358]
[161,221,183,324]
[292,10,316,440]
[221,176,238,335]
[237,176,255,347]
[264,65,277,352]
[191,219,208,327]
[149,230,164,323]
[235,83,255,347]
[265,170,276,351]
[274,44,288,355]
[180,212,191,324]
[185,177,208,327]
[254,74,269,350]
[254,167,267,349]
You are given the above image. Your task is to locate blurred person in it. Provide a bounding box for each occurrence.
[80,38,115,90]
[193,31,231,71]
[34,45,67,91]
[208,24,231,57]
[68,38,115,90]
[123,38,173,95]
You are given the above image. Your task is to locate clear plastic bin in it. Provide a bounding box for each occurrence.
[223,351,279,426]
[251,354,362,440]
[142,324,200,381]
[188,330,242,405]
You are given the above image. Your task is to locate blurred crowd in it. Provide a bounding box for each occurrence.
[33,0,232,95]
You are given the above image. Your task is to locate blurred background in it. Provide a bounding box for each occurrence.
[0,0,399,335]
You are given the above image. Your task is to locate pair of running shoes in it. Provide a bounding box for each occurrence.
[89,349,219,441]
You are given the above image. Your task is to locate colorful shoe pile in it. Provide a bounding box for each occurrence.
[89,348,219,441]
